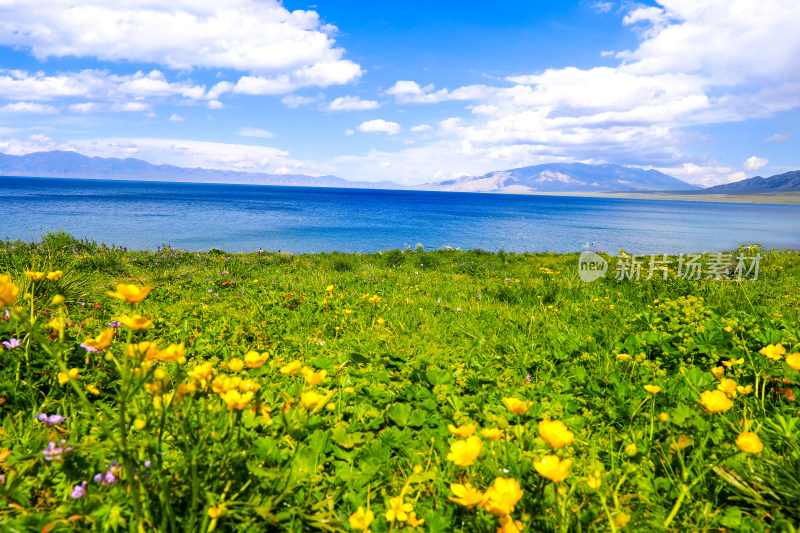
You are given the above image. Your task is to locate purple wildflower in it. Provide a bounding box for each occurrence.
[3,309,9,321]
[478,295,483,300]
[108,320,122,328]
[71,481,87,499]
[456,308,462,312]
[207,289,212,293]
[35,413,66,426]
[526,373,532,383]
[144,460,151,467]
[2,338,21,349]
[221,270,229,275]
[80,343,99,353]
[42,441,65,461]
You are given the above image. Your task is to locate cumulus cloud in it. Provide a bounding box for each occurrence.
[386,81,493,104]
[237,127,274,138]
[281,94,319,108]
[0,102,58,114]
[764,132,791,143]
[169,114,185,122]
[322,96,380,111]
[357,119,401,135]
[743,156,768,171]
[410,124,432,132]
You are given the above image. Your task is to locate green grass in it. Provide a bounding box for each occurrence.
[1,237,799,532]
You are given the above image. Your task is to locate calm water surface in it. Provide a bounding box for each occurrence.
[3,176,800,253]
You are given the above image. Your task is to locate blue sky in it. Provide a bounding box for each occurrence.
[0,0,798,186]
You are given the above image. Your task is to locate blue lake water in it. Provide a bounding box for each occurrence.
[3,176,800,253]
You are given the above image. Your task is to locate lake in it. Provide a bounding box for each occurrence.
[3,176,799,253]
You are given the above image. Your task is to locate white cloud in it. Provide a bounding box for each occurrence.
[0,1,361,81]
[322,96,380,111]
[0,102,58,114]
[281,94,318,108]
[591,2,615,14]
[764,132,791,143]
[344,129,355,135]
[169,114,185,122]
[357,119,401,135]
[386,80,493,104]
[410,124,432,132]
[743,156,768,171]
[236,127,274,138]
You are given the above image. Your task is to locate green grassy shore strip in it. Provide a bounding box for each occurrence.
[1,232,799,532]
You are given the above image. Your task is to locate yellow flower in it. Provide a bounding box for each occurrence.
[368,295,381,303]
[587,474,602,489]
[228,358,244,372]
[482,477,523,516]
[711,366,725,379]
[345,386,356,394]
[301,390,325,409]
[723,325,733,332]
[737,384,753,395]
[385,496,413,522]
[448,423,477,437]
[280,360,302,375]
[156,343,186,364]
[759,344,786,361]
[106,283,152,303]
[723,357,744,367]
[717,378,738,397]
[406,512,424,528]
[244,351,268,368]
[643,385,661,394]
[51,294,65,306]
[0,275,19,307]
[221,389,253,410]
[238,379,260,392]
[46,270,63,281]
[301,367,328,386]
[86,384,100,395]
[58,368,80,385]
[117,314,153,330]
[502,397,533,415]
[25,271,46,281]
[49,316,62,330]
[614,512,631,527]
[377,317,385,325]
[348,507,374,531]
[207,505,226,518]
[449,483,485,508]
[538,420,574,448]
[699,390,733,413]
[534,455,571,483]
[497,515,524,533]
[82,329,114,351]
[129,341,159,361]
[188,361,214,381]
[786,353,800,370]
[736,432,763,453]
[616,353,631,361]
[481,428,505,440]
[659,412,670,422]
[326,284,335,292]
[446,435,483,466]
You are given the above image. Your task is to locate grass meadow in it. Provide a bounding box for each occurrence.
[1,231,799,532]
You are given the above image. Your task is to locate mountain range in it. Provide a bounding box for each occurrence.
[1,150,799,194]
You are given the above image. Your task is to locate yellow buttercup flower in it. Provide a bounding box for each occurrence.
[129,341,159,361]
[117,314,153,330]
[86,384,100,395]
[643,385,661,394]
[188,361,214,381]
[228,358,244,372]
[280,360,302,375]
[759,344,786,361]
[502,397,533,415]
[385,496,413,522]
[238,379,260,392]
[711,366,725,379]
[326,284,335,292]
[106,283,152,303]
[244,351,268,368]
[587,474,602,489]
[786,353,800,370]
[538,420,574,448]
[368,295,382,303]
[482,477,523,516]
[156,343,186,364]
[446,435,483,466]
[498,515,524,533]
[534,455,571,483]
[481,428,505,440]
[406,512,424,528]
[221,389,253,410]
[301,366,328,386]
[300,390,325,409]
[58,368,80,385]
[449,483,484,508]
[25,271,46,281]
[699,390,733,413]
[348,507,374,531]
[737,384,753,395]
[207,505,226,518]
[46,270,63,281]
[82,329,114,351]
[736,432,763,453]
[717,378,738,397]
[448,423,477,437]
[0,275,19,307]
[723,357,744,367]
[616,353,631,362]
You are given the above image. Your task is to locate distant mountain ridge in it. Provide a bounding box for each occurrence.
[703,170,800,193]
[0,150,403,190]
[419,162,700,192]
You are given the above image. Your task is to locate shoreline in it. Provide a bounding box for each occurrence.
[515,190,800,204]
